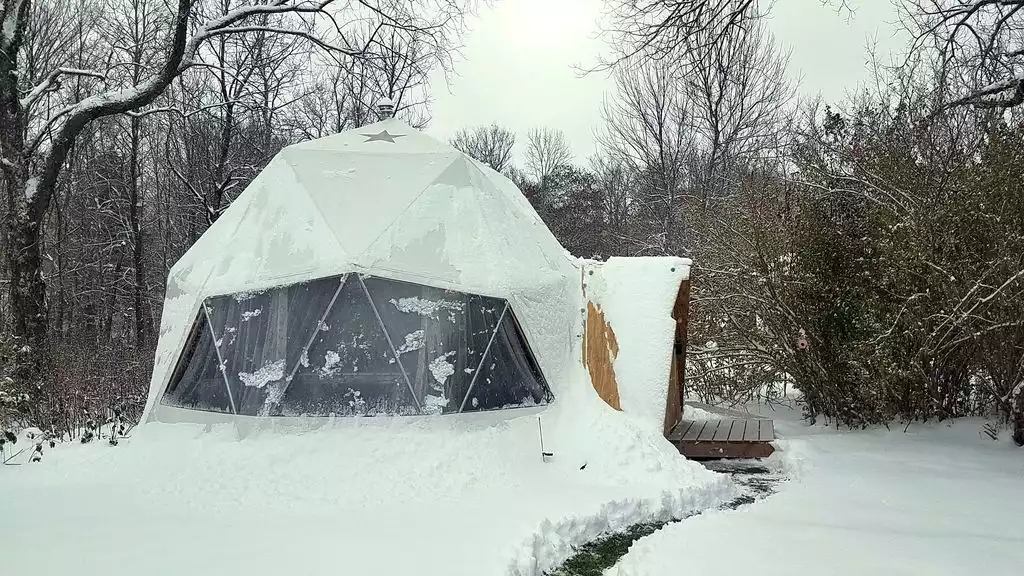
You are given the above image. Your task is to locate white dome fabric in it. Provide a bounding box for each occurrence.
[143,119,583,423]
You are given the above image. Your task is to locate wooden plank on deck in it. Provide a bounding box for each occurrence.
[697,420,721,441]
[667,420,690,442]
[727,419,746,441]
[712,420,733,441]
[681,420,706,441]
[742,420,762,441]
[679,441,775,459]
[759,419,775,441]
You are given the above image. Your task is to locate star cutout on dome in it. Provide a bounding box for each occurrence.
[362,130,405,143]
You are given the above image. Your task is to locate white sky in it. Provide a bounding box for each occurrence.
[425,0,905,165]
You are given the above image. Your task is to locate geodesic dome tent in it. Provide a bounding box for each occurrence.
[142,119,582,424]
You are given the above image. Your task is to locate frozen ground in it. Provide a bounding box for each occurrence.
[609,402,1024,576]
[0,400,733,576]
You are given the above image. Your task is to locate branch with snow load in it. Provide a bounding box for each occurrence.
[906,0,1024,111]
[28,0,357,214]
[20,68,107,110]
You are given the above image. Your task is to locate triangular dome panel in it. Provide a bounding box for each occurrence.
[281,147,459,257]
[198,159,349,295]
[355,157,568,294]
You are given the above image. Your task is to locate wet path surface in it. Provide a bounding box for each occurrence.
[545,461,787,576]
[703,460,786,509]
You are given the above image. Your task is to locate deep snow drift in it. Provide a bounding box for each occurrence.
[608,403,1024,576]
[0,393,732,576]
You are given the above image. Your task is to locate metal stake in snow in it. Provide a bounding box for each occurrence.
[537,416,553,462]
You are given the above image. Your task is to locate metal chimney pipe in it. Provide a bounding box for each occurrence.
[376,97,396,120]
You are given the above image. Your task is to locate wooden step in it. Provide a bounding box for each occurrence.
[668,418,775,459]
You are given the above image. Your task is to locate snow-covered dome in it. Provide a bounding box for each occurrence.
[143,119,582,424]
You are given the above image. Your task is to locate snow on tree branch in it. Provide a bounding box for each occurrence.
[907,0,1024,110]
[20,67,107,110]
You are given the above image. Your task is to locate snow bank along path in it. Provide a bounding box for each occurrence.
[0,392,734,576]
[608,405,1024,576]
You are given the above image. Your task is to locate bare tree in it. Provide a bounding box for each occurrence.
[682,19,793,200]
[599,0,761,68]
[449,123,516,173]
[524,127,572,187]
[598,61,693,255]
[589,153,631,234]
[905,0,1024,109]
[287,25,433,140]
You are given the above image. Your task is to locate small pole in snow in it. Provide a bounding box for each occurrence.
[538,416,553,462]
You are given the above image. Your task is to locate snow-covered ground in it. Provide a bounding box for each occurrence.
[0,399,733,576]
[609,402,1024,576]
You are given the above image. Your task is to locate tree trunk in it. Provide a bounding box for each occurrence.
[1011,382,1024,446]
[2,17,49,400]
[128,114,149,348]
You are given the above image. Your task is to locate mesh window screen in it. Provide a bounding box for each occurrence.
[161,274,553,416]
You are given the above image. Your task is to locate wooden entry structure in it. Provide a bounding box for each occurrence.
[579,259,776,459]
[663,277,776,460]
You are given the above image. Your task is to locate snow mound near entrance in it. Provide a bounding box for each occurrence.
[0,395,731,576]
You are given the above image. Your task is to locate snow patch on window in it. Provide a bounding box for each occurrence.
[344,388,367,412]
[396,330,425,356]
[23,177,39,200]
[422,393,449,415]
[232,291,259,302]
[389,296,464,317]
[428,351,456,387]
[321,350,341,375]
[238,359,285,389]
[241,308,262,322]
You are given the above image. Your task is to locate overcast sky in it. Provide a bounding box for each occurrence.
[425,0,905,165]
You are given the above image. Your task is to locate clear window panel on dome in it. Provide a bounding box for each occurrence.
[361,275,505,414]
[161,313,233,413]
[459,312,552,412]
[203,276,344,416]
[277,276,418,416]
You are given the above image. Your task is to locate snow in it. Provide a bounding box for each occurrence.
[428,351,457,386]
[583,257,690,432]
[238,359,285,388]
[422,393,449,414]
[607,402,1024,576]
[0,395,731,576]
[390,296,464,317]
[396,329,426,355]
[682,404,718,420]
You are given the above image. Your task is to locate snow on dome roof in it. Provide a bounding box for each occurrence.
[168,118,570,297]
[145,119,583,423]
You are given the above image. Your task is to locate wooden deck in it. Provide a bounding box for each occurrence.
[667,418,776,459]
